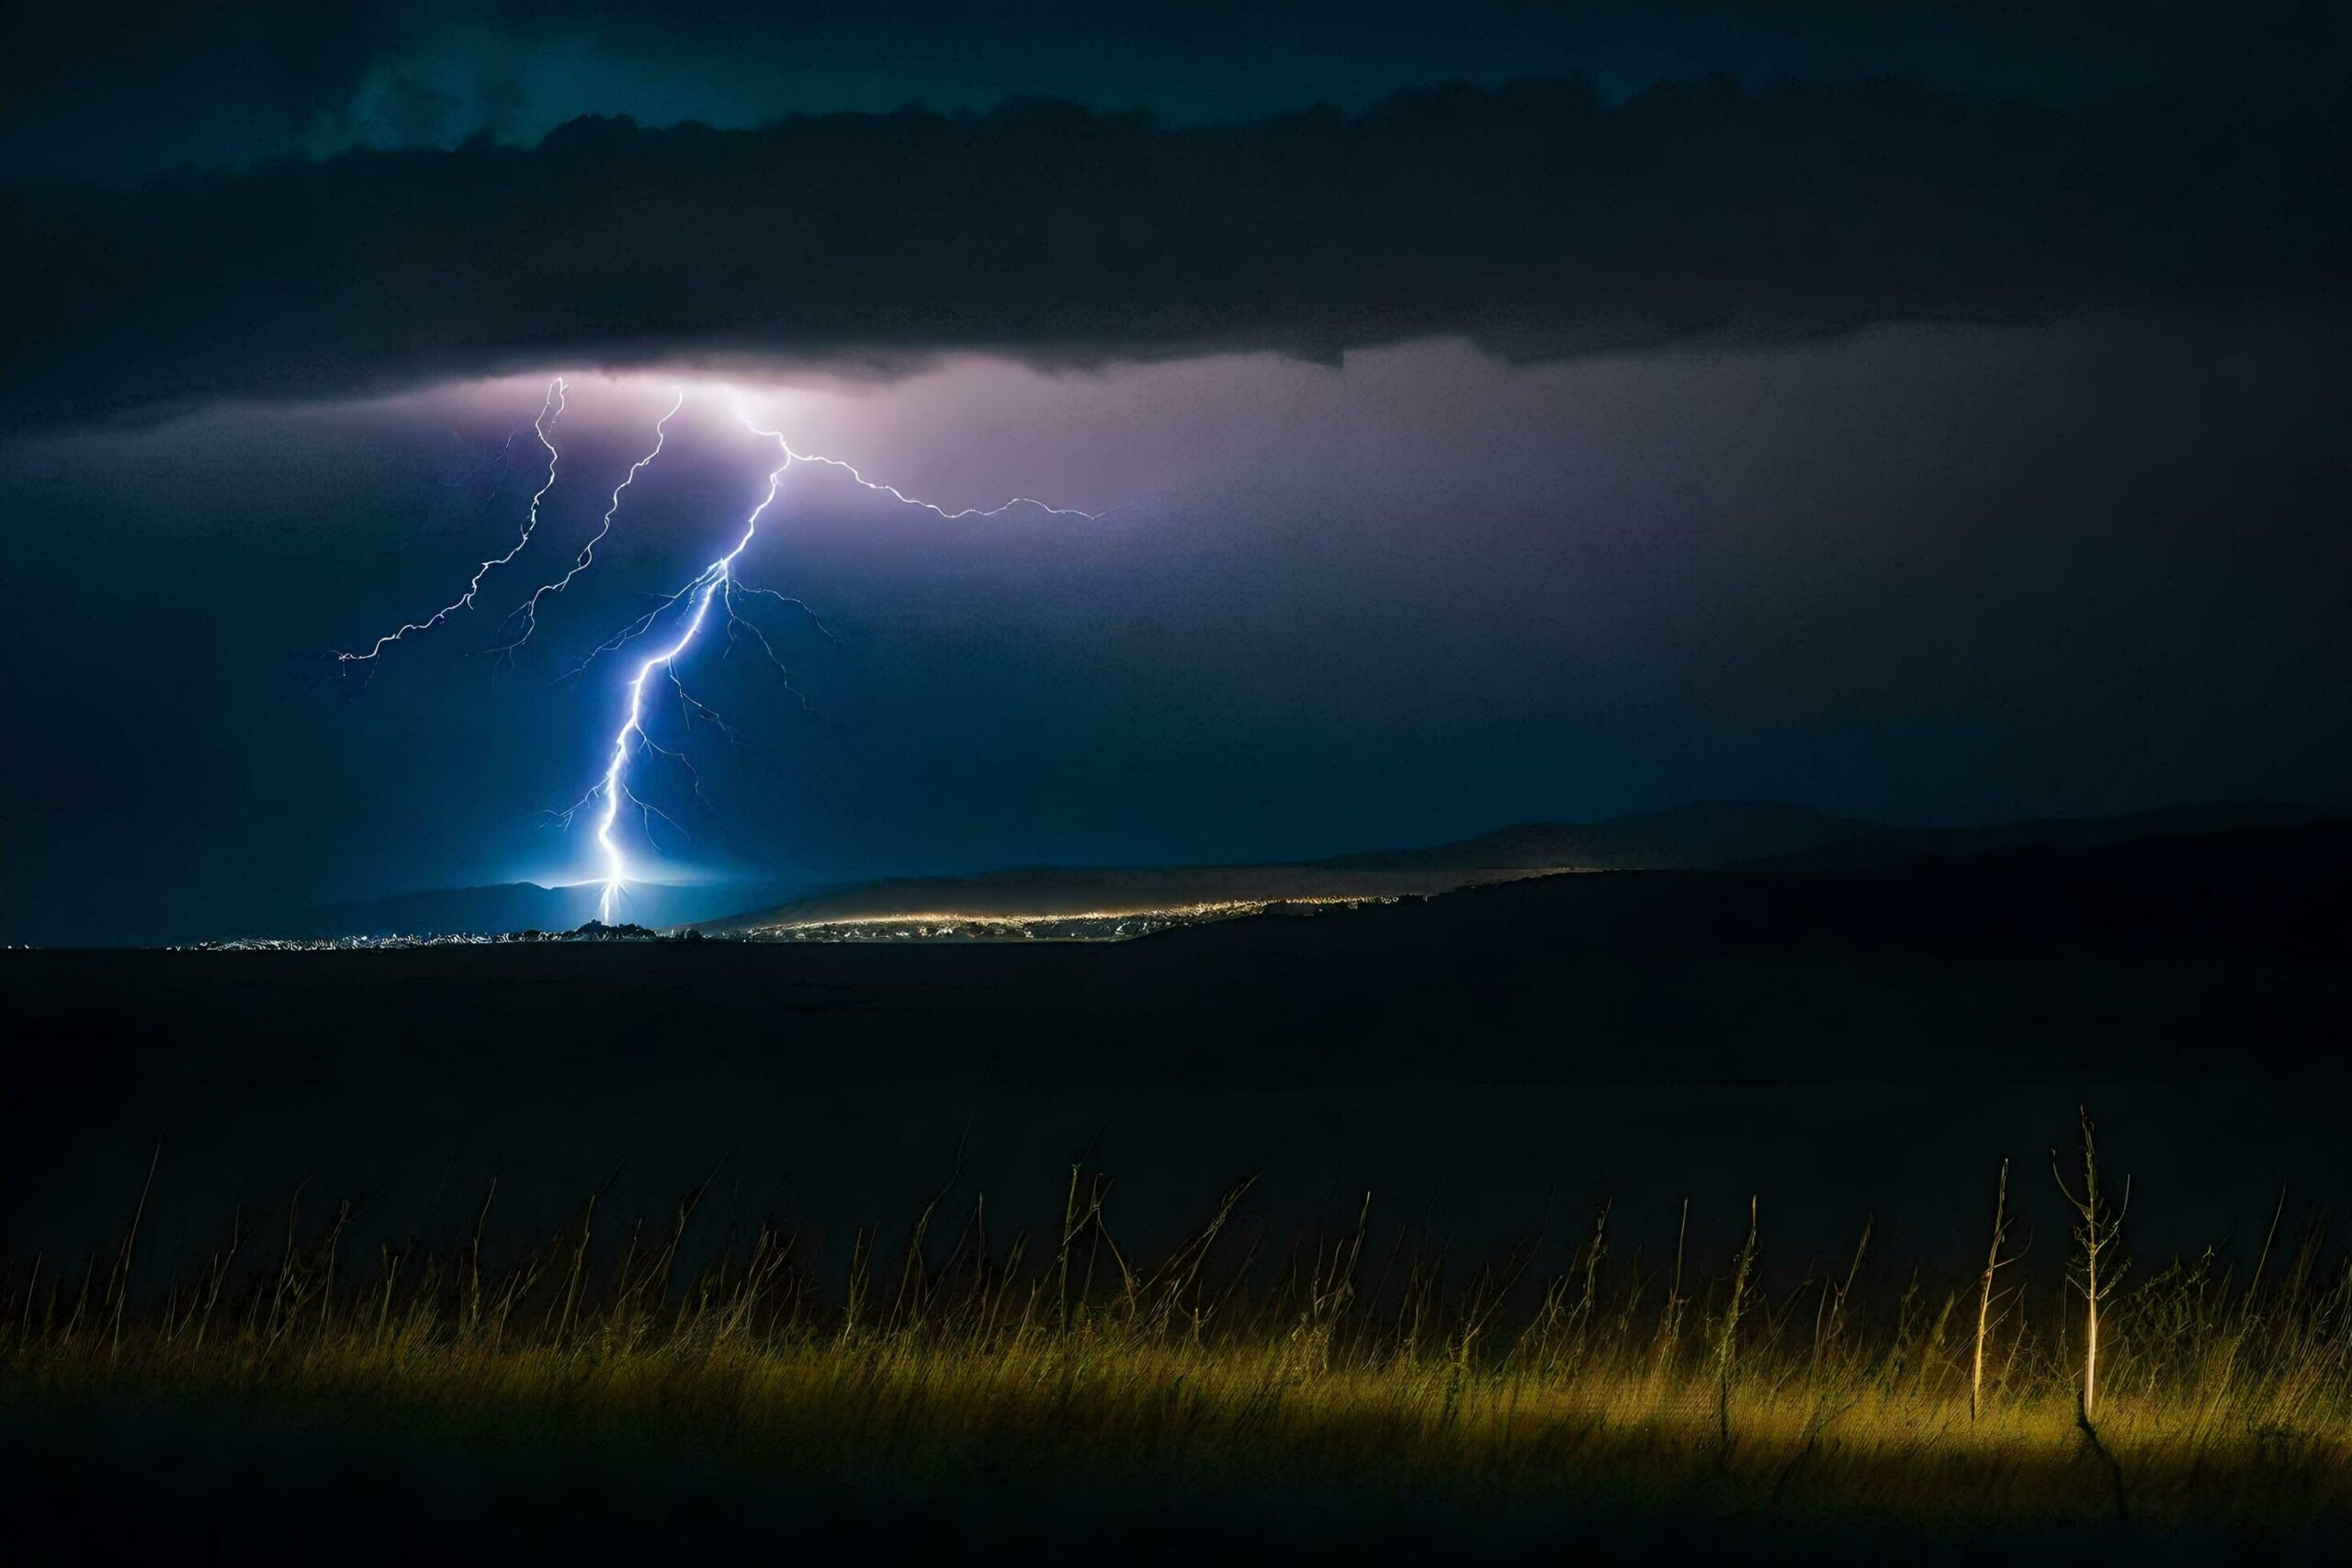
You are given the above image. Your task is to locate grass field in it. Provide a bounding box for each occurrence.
[8,1119,2348,1547]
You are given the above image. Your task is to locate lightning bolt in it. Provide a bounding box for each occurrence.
[769,442,1097,521]
[330,375,1100,923]
[576,413,794,923]
[561,399,1101,922]
[337,378,568,668]
[496,386,684,657]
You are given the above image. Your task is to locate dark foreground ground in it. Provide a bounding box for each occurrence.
[8,824,2347,1262]
[5,824,2347,1562]
[9,1394,2348,1567]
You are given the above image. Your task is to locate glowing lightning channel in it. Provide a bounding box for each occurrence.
[498,386,684,655]
[772,441,1099,521]
[338,378,568,666]
[561,395,1104,922]
[584,423,795,922]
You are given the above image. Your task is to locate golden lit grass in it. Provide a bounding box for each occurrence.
[6,1160,2348,1531]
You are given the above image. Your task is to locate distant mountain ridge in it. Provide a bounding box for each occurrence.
[254,800,2346,940]
[1151,820,2352,976]
[1330,799,2343,874]
[1730,802,2342,872]
[1317,800,1894,872]
[695,799,2346,937]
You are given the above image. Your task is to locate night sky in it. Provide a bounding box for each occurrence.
[2,2,2346,944]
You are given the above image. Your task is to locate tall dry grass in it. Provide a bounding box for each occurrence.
[5,1146,2348,1528]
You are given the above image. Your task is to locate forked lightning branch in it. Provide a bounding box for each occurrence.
[335,378,1100,922]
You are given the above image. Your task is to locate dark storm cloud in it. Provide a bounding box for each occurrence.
[11,2,2339,174]
[0,3,422,179]
[6,73,2345,428]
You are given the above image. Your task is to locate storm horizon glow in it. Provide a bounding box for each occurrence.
[322,368,1112,924]
[4,321,2346,944]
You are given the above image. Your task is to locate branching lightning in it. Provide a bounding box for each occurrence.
[497,386,684,657]
[769,442,1097,522]
[339,375,1101,925]
[574,413,794,922]
[336,378,568,669]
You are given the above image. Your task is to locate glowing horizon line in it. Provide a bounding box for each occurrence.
[737,895,1390,931]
